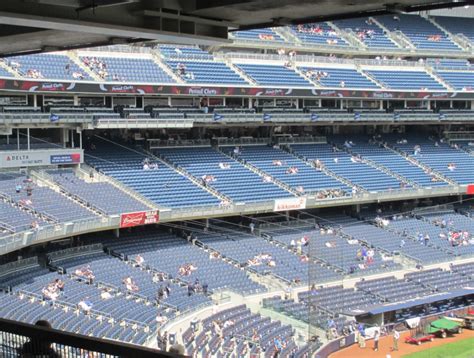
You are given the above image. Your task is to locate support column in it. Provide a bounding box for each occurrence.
[17,128,20,150]
[60,128,69,148]
[113,229,120,238]
[78,128,83,149]
[379,100,384,110]
[27,128,30,151]
[71,129,75,148]
[167,96,172,107]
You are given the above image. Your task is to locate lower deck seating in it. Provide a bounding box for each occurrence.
[102,230,266,295]
[0,173,97,223]
[386,136,474,185]
[289,143,403,191]
[85,143,220,208]
[221,145,350,195]
[47,169,148,215]
[155,146,292,202]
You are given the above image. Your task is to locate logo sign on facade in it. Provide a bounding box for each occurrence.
[273,197,307,212]
[120,210,160,228]
[1,149,83,168]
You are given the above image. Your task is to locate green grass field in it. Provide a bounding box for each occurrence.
[403,337,474,358]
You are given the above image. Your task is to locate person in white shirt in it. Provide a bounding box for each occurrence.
[135,255,144,267]
[249,222,255,234]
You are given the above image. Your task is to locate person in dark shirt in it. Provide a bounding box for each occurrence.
[19,320,61,358]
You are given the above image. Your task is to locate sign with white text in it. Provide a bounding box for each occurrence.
[273,197,307,212]
[0,149,83,168]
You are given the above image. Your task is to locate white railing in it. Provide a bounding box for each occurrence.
[148,138,211,148]
[216,137,270,146]
[0,182,466,256]
[95,118,194,128]
[78,45,153,54]
[221,51,424,68]
[0,113,94,124]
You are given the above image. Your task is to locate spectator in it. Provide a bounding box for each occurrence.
[400,239,405,248]
[168,344,185,355]
[187,282,194,296]
[78,298,93,314]
[249,222,255,234]
[358,331,366,349]
[134,254,145,267]
[100,289,112,300]
[392,329,399,351]
[19,320,60,358]
[373,329,380,351]
[54,279,64,292]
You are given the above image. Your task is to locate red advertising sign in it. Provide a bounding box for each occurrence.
[467,184,474,195]
[120,210,159,228]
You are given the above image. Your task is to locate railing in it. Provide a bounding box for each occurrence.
[0,257,38,280]
[148,138,211,148]
[0,182,466,256]
[277,136,327,144]
[0,113,94,124]
[216,137,270,146]
[221,51,425,67]
[444,131,474,141]
[0,215,120,256]
[0,317,173,357]
[78,45,153,54]
[96,117,194,128]
[47,243,104,262]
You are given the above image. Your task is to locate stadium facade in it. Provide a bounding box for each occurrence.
[0,11,474,358]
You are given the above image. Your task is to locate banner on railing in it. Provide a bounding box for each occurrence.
[467,184,474,195]
[274,197,307,212]
[120,210,159,228]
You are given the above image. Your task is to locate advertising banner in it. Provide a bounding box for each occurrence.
[0,78,471,100]
[120,210,159,228]
[273,197,307,212]
[0,149,83,168]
